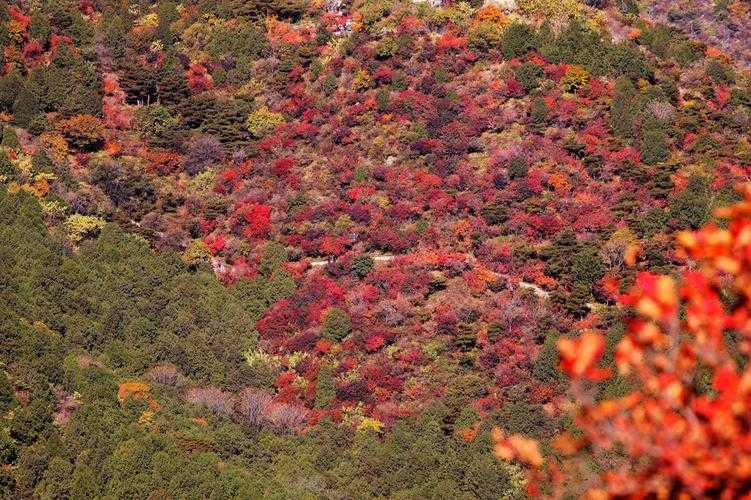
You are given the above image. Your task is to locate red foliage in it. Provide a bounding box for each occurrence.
[238,203,272,239]
[22,40,43,62]
[536,185,751,497]
[204,234,226,255]
[187,63,213,92]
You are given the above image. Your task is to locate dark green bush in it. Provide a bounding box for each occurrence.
[514,62,544,92]
[500,22,537,59]
[321,308,352,342]
[507,157,529,179]
[668,174,711,229]
[640,125,670,165]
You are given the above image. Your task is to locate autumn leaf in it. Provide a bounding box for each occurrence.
[491,428,544,467]
[557,331,609,381]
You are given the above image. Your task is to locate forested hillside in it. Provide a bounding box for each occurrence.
[0,0,750,497]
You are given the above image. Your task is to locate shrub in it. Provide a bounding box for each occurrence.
[668,174,711,229]
[182,240,212,267]
[375,37,400,59]
[245,106,285,138]
[560,65,590,93]
[518,0,582,16]
[351,254,374,277]
[236,387,273,427]
[500,22,537,59]
[263,402,308,434]
[55,115,105,151]
[184,135,224,175]
[64,214,106,242]
[352,69,373,91]
[336,378,370,402]
[145,364,187,386]
[640,126,670,165]
[184,386,234,416]
[468,22,503,53]
[321,308,352,342]
[514,63,544,92]
[117,381,150,403]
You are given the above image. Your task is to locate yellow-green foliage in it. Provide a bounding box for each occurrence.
[352,69,373,91]
[245,106,285,138]
[135,13,159,31]
[468,21,504,52]
[243,348,282,371]
[64,214,106,242]
[13,154,33,178]
[188,170,216,194]
[40,200,67,222]
[287,351,307,370]
[357,417,385,433]
[422,3,474,28]
[736,137,751,163]
[561,65,590,92]
[518,0,583,17]
[181,239,212,265]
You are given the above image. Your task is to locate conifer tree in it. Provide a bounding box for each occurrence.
[12,87,43,128]
[119,55,157,105]
[200,99,249,149]
[157,54,190,106]
[315,365,336,408]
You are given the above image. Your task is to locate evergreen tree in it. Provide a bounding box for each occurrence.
[1,127,21,151]
[315,365,335,408]
[12,86,44,128]
[321,308,351,342]
[611,76,637,141]
[177,94,217,131]
[119,55,158,105]
[200,99,249,149]
[156,0,179,47]
[29,10,52,43]
[157,54,190,106]
[0,71,23,113]
[102,14,128,59]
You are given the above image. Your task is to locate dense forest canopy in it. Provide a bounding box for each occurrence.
[0,0,750,497]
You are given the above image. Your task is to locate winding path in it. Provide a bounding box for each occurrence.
[308,253,552,299]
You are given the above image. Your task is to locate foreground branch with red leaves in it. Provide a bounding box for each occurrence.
[494,184,751,498]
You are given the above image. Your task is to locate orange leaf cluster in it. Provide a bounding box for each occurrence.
[557,331,611,381]
[491,427,544,467]
[548,184,751,497]
[474,5,507,25]
[117,381,150,403]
